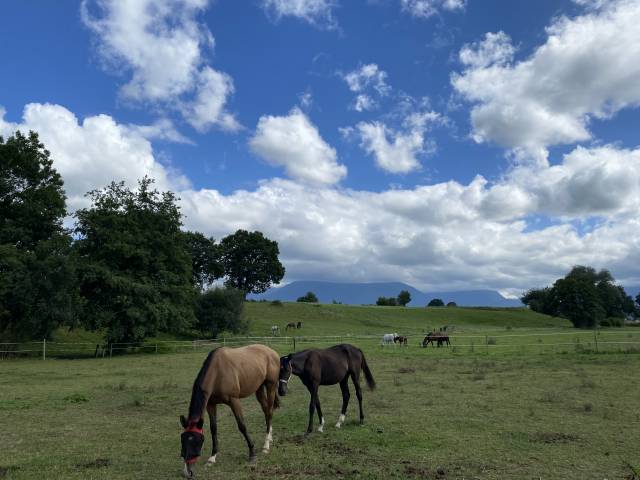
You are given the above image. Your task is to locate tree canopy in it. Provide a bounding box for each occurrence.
[220,229,285,295]
[297,291,318,303]
[73,178,195,343]
[521,266,635,328]
[397,290,411,307]
[183,231,223,290]
[0,131,80,341]
[428,298,445,307]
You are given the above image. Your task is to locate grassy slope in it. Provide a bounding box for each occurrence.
[244,302,572,337]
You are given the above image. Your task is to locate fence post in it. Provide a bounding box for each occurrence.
[293,336,296,352]
[42,338,46,361]
[109,343,113,358]
[485,335,489,355]
[593,328,598,352]
[155,344,158,354]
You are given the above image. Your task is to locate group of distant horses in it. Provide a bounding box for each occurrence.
[270,322,302,335]
[381,330,451,348]
[179,343,374,478]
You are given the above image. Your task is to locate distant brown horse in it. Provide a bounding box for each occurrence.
[422,331,450,347]
[285,322,297,330]
[394,335,408,346]
[179,345,280,478]
[279,344,376,434]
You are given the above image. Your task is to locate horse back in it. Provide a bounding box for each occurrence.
[207,345,279,402]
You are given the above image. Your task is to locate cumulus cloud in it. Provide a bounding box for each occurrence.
[81,0,240,132]
[261,0,338,29]
[452,0,640,164]
[401,0,465,19]
[342,63,390,111]
[249,108,347,185]
[3,102,640,291]
[0,103,188,210]
[355,121,425,173]
[348,101,443,173]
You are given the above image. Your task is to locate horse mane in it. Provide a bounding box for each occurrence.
[188,348,219,421]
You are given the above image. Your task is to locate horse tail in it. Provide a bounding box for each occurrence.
[360,350,376,391]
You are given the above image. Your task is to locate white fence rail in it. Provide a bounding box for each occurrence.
[2,329,640,359]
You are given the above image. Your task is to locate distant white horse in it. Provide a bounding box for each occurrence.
[381,333,397,346]
[271,325,279,336]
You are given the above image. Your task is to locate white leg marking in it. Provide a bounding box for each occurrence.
[317,417,325,433]
[262,426,273,453]
[205,454,217,466]
[183,463,192,478]
[335,413,346,428]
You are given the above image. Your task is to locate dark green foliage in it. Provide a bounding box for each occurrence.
[376,296,397,306]
[599,317,623,327]
[397,290,411,307]
[270,300,283,307]
[522,266,633,329]
[447,302,457,307]
[0,131,81,341]
[195,288,247,338]
[74,178,195,344]
[521,287,556,315]
[220,229,285,295]
[297,291,318,303]
[182,231,223,290]
[428,298,445,307]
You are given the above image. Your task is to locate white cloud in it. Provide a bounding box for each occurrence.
[401,0,465,19]
[349,102,443,173]
[452,0,640,164]
[261,0,338,29]
[355,121,425,173]
[4,102,640,291]
[81,0,240,132]
[249,108,347,185]
[342,63,391,112]
[0,103,189,210]
[353,94,377,112]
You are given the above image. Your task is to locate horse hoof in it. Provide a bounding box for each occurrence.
[262,448,270,454]
[335,423,341,428]
[249,456,257,464]
[205,455,217,466]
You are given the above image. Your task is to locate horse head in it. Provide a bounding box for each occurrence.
[179,415,204,478]
[278,354,293,396]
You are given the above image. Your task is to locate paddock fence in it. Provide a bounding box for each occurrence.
[2,328,640,360]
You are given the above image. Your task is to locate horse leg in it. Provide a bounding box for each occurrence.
[305,383,318,434]
[256,385,274,453]
[314,392,325,433]
[351,372,365,425]
[205,403,218,466]
[229,398,256,463]
[335,378,350,428]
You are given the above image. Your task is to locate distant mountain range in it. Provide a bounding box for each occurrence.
[250,281,524,307]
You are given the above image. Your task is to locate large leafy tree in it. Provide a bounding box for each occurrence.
[397,290,411,307]
[182,231,223,290]
[0,131,80,341]
[522,266,634,328]
[219,229,285,296]
[74,178,195,344]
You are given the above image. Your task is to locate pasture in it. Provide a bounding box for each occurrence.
[1,303,640,479]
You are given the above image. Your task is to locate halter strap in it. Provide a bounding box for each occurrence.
[184,423,204,436]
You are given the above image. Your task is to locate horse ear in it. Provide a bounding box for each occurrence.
[287,353,292,360]
[180,415,187,428]
[196,418,204,428]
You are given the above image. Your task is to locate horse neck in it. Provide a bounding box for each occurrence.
[188,351,217,420]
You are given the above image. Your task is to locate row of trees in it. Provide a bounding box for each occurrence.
[521,266,638,328]
[0,131,285,344]
[376,290,412,306]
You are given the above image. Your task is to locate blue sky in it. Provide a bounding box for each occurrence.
[2,0,640,295]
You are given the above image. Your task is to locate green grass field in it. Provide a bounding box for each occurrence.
[1,303,639,479]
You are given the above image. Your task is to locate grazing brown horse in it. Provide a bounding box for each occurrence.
[278,344,376,434]
[179,345,280,478]
[394,335,408,346]
[422,331,450,347]
[296,321,303,329]
[285,322,297,330]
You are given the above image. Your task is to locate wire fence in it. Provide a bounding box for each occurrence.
[2,329,640,360]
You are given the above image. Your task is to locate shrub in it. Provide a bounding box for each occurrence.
[376,296,397,306]
[270,300,283,307]
[196,288,248,338]
[428,298,445,307]
[297,291,318,303]
[446,301,457,307]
